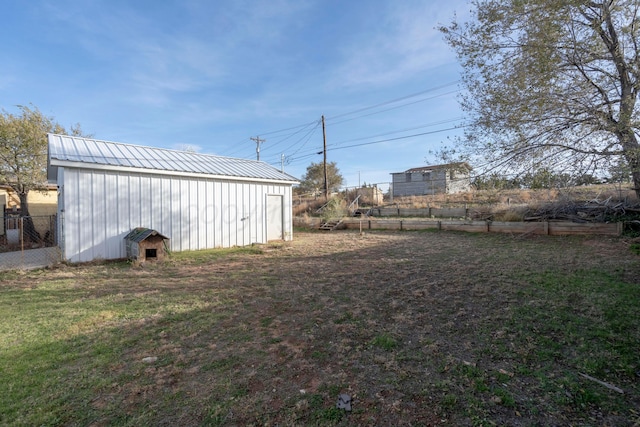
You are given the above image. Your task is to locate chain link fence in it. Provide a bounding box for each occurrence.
[0,215,61,270]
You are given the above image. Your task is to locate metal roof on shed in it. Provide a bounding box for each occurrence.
[47,134,298,183]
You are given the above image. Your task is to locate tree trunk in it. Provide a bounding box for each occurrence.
[620,131,640,200]
[18,191,40,243]
[632,168,640,200]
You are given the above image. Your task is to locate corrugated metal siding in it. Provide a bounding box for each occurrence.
[48,134,298,183]
[60,167,292,262]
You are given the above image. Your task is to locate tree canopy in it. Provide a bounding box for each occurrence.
[0,105,85,216]
[297,161,344,196]
[440,0,640,197]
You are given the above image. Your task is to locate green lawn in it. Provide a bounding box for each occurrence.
[1,230,638,426]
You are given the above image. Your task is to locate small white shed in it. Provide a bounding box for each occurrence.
[47,134,299,263]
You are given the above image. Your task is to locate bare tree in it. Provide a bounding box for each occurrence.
[440,0,640,198]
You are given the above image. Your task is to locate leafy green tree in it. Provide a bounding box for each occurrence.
[297,161,344,197]
[473,173,521,190]
[0,105,86,240]
[521,169,571,190]
[573,174,602,186]
[440,0,640,198]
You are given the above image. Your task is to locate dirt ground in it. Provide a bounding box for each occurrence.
[137,230,639,425]
[3,229,640,426]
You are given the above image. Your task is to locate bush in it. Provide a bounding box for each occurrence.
[321,198,347,220]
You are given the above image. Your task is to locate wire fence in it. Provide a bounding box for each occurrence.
[0,215,60,270]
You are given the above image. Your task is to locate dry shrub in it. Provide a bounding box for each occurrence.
[519,190,532,203]
[329,184,639,220]
[493,209,526,222]
[293,201,309,216]
[546,188,559,201]
[293,199,327,216]
[408,196,427,208]
[461,192,475,202]
[321,197,348,220]
[497,195,511,205]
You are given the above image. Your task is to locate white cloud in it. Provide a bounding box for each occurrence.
[330,1,469,88]
[38,2,227,106]
[171,142,203,152]
[126,36,225,107]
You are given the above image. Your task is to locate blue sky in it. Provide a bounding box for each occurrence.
[1,0,471,191]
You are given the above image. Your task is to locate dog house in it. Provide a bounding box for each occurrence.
[124,228,169,262]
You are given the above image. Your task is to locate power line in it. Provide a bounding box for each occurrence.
[244,82,461,156]
[325,81,460,121]
[328,117,464,147]
[218,137,253,158]
[285,125,466,165]
[252,119,319,138]
[219,121,319,159]
[327,90,459,126]
[261,124,321,165]
[211,82,465,165]
[268,85,459,159]
[277,118,466,163]
[328,125,465,151]
[276,123,467,170]
[261,120,321,156]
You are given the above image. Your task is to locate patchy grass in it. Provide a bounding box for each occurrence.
[370,333,399,351]
[0,231,639,426]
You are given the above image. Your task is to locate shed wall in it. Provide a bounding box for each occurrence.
[59,167,293,262]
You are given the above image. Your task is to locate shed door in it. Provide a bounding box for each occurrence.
[266,195,283,241]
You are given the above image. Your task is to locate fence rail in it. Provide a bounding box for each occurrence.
[294,217,623,236]
[370,207,469,218]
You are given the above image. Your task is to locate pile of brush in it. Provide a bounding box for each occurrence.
[523,197,640,223]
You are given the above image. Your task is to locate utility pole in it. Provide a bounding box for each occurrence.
[322,115,328,199]
[281,154,285,173]
[250,136,265,161]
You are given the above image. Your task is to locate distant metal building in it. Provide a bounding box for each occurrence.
[391,163,472,197]
[47,134,298,263]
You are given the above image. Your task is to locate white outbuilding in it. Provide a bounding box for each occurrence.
[47,134,299,263]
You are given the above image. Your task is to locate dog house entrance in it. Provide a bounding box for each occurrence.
[145,248,157,259]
